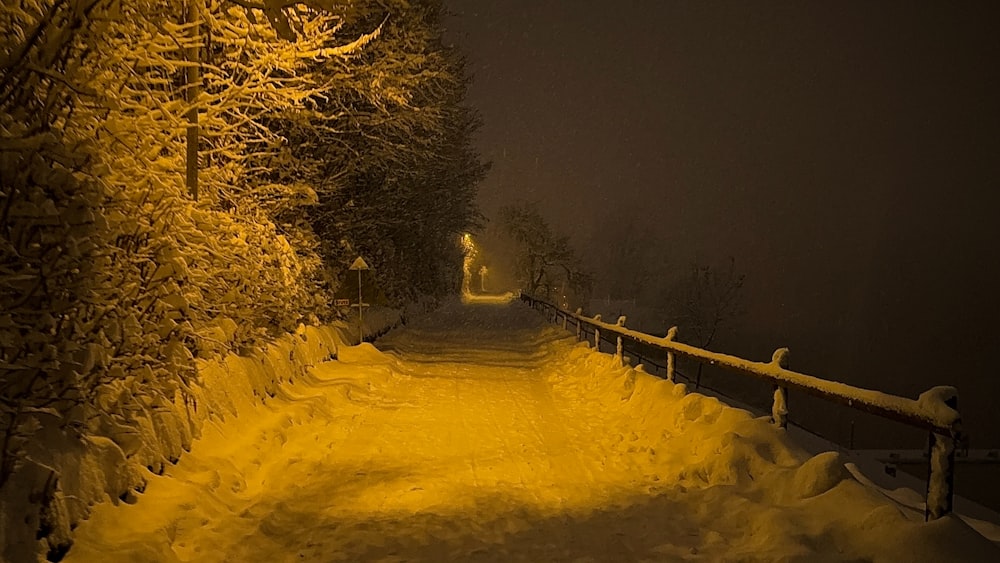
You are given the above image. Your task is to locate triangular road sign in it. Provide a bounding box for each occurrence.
[349,256,370,270]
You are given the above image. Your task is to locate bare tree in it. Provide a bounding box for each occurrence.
[497,202,591,304]
[670,257,746,386]
[674,257,746,348]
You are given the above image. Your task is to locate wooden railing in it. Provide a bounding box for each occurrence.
[520,293,963,521]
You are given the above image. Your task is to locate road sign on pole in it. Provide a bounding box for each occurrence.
[349,256,370,341]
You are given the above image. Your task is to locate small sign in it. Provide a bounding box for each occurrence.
[349,256,370,271]
[334,298,351,306]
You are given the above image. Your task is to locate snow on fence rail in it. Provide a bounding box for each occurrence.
[520,293,963,521]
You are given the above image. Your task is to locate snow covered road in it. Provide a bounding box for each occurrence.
[66,297,998,562]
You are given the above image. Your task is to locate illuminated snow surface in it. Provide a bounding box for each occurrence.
[66,297,999,562]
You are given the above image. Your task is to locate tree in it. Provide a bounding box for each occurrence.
[0,0,375,491]
[0,4,487,557]
[668,257,746,387]
[272,0,488,303]
[0,0,486,498]
[671,257,746,349]
[497,202,591,304]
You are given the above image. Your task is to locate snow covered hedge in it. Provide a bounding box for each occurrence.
[0,311,406,562]
[1,0,336,507]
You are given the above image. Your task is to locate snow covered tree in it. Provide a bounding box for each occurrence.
[0,0,111,490]
[1,3,485,557]
[284,0,487,303]
[0,0,484,499]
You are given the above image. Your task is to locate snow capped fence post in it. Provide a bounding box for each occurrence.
[770,348,790,429]
[575,308,583,341]
[664,326,678,383]
[593,314,601,351]
[615,316,627,366]
[926,393,959,521]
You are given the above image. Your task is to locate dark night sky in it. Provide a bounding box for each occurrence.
[444,1,1000,448]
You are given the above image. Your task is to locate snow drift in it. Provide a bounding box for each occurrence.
[0,310,402,563]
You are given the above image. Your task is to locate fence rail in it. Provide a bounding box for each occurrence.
[520,293,962,521]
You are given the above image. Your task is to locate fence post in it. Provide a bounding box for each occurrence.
[593,314,601,351]
[615,316,627,366]
[664,326,678,383]
[926,394,959,521]
[770,348,790,429]
[562,313,568,330]
[575,308,583,341]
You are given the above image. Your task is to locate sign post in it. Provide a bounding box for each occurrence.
[349,256,370,341]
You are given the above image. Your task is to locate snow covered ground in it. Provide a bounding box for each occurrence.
[65,296,999,562]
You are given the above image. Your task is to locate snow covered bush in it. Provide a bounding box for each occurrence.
[0,0,408,476]
[1,0,113,491]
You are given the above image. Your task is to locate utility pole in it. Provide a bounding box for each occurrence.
[349,257,371,341]
[185,0,200,200]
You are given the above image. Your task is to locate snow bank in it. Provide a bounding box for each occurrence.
[545,341,999,561]
[530,295,962,433]
[54,299,999,561]
[0,313,402,563]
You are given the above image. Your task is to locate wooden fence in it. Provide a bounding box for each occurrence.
[520,293,963,521]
